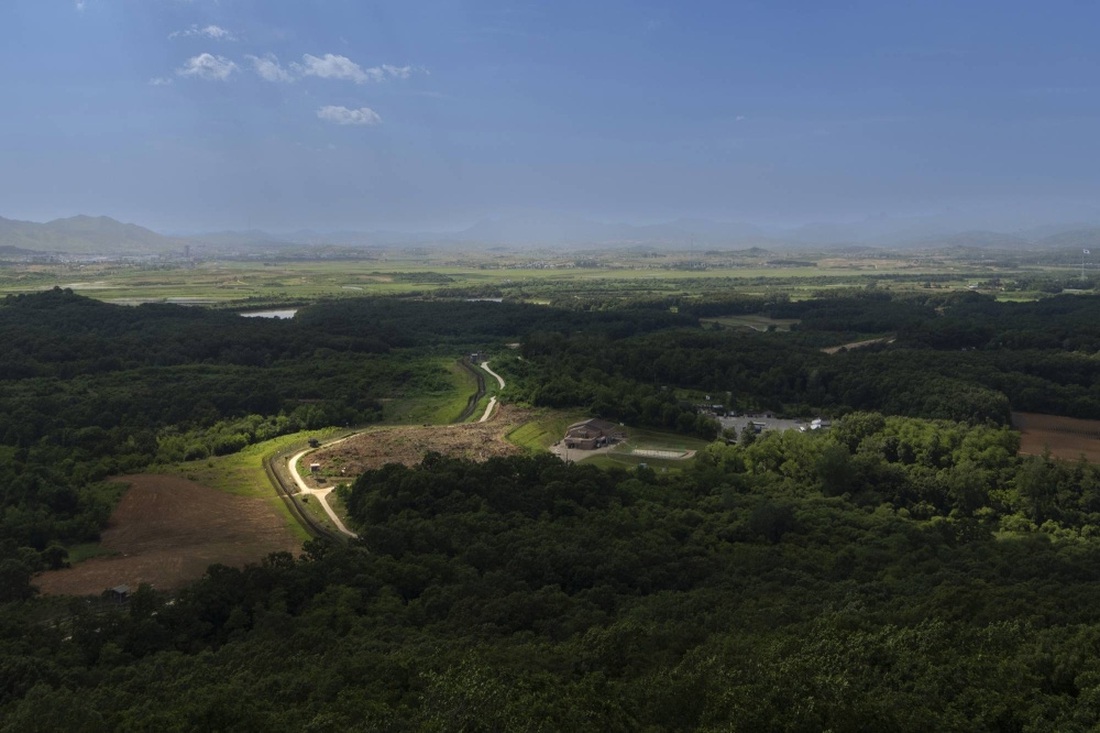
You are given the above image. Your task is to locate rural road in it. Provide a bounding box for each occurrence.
[481,361,506,390]
[478,361,506,422]
[286,446,358,538]
[285,360,507,538]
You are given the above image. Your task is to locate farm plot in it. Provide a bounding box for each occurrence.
[35,474,302,596]
[1013,412,1100,463]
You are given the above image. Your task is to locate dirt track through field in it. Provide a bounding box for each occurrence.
[35,474,301,596]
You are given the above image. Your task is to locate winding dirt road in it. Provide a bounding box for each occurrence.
[286,444,358,538]
[287,360,508,539]
[479,361,506,422]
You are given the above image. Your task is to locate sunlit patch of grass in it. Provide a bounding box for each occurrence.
[505,409,587,452]
[159,429,345,542]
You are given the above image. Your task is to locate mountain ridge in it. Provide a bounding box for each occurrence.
[8,212,1100,255]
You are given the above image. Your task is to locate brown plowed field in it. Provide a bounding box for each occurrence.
[1013,412,1100,463]
[308,404,529,478]
[35,474,301,596]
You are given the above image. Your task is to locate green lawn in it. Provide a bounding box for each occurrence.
[614,426,713,453]
[506,409,588,452]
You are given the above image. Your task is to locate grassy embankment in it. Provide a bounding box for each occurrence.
[383,358,482,425]
[505,410,587,452]
[165,429,350,543]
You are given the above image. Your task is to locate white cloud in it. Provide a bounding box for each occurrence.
[380,64,413,79]
[247,54,293,83]
[177,53,238,81]
[170,24,236,41]
[75,0,86,11]
[317,105,382,126]
[296,54,374,83]
[149,76,174,86]
[293,55,421,84]
[240,52,422,84]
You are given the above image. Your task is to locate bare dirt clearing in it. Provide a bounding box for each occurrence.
[307,404,530,478]
[35,474,301,596]
[1013,412,1100,463]
[820,336,896,354]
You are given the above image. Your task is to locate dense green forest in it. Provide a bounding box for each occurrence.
[6,287,1100,728]
[5,419,1100,730]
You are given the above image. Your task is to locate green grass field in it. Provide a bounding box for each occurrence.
[160,429,348,542]
[505,409,589,452]
[383,358,480,424]
[0,250,1049,308]
[614,426,713,453]
[296,492,344,537]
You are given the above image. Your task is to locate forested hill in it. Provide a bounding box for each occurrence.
[506,290,1100,425]
[6,420,1100,729]
[0,291,695,587]
[4,288,1100,727]
[5,286,1100,580]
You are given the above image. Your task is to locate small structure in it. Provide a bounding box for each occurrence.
[309,462,321,474]
[564,418,625,450]
[107,585,130,604]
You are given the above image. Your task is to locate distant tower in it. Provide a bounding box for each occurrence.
[184,244,191,260]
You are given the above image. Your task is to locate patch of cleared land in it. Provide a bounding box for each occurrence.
[1013,412,1100,463]
[702,314,801,332]
[821,336,896,354]
[305,404,531,479]
[35,474,302,596]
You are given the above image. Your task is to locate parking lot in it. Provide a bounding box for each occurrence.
[718,414,826,437]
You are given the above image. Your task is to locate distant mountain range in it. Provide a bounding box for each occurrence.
[5,212,1100,256]
[0,214,186,256]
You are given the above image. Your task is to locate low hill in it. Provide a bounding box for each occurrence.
[0,214,187,255]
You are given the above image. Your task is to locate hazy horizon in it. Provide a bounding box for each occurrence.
[5,1,1100,233]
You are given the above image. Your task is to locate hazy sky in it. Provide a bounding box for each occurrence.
[4,1,1100,232]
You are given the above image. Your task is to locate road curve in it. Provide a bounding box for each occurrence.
[286,446,358,538]
[478,361,505,422]
[283,360,506,538]
[481,361,506,389]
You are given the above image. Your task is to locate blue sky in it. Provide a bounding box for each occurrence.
[3,0,1100,232]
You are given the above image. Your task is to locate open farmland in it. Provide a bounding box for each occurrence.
[1013,412,1100,463]
[34,474,302,596]
[0,247,1050,307]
